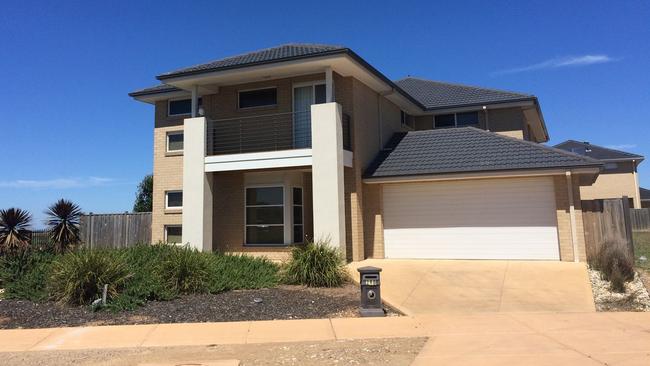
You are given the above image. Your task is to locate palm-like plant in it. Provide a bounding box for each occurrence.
[0,208,32,253]
[45,199,82,253]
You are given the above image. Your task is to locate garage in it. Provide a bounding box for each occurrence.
[382,176,560,260]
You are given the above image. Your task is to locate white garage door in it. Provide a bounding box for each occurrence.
[383,177,560,260]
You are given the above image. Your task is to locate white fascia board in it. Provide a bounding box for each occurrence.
[204,149,313,172]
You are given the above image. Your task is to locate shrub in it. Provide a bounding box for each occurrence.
[0,250,54,301]
[209,254,279,292]
[592,244,635,293]
[157,245,211,294]
[49,250,133,305]
[283,240,348,287]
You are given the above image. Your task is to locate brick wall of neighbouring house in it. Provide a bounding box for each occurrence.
[553,175,588,262]
[579,161,640,205]
[151,102,184,243]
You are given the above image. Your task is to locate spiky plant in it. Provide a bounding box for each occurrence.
[0,208,32,253]
[45,199,82,253]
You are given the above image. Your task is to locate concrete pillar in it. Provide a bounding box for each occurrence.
[311,102,346,254]
[566,171,579,262]
[191,85,199,118]
[182,117,213,251]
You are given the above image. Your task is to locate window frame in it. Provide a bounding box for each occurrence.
[292,186,304,244]
[165,190,183,210]
[237,87,278,110]
[244,185,286,247]
[433,111,480,128]
[164,225,182,244]
[166,131,184,153]
[167,97,202,117]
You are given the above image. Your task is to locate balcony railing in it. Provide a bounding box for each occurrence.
[207,110,352,156]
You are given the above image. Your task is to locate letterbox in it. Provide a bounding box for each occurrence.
[357,266,385,317]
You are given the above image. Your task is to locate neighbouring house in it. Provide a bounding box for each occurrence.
[640,187,650,208]
[554,140,644,208]
[129,43,603,262]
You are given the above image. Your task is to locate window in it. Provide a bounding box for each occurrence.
[166,191,183,209]
[168,98,202,116]
[401,110,414,129]
[166,131,184,152]
[245,187,284,245]
[293,187,303,243]
[434,112,479,128]
[165,226,182,244]
[604,162,618,170]
[238,88,277,109]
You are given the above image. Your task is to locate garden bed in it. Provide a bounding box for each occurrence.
[0,284,400,329]
[589,268,650,312]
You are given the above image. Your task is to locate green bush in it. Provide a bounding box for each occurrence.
[158,245,211,294]
[49,250,133,305]
[209,254,279,292]
[592,244,635,293]
[0,250,54,301]
[283,240,348,287]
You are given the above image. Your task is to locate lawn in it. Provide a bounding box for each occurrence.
[633,231,650,270]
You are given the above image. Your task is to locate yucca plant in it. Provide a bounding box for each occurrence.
[45,199,82,253]
[0,208,32,253]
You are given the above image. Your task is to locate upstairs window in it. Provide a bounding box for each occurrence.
[434,111,479,128]
[165,191,183,210]
[603,162,619,170]
[168,98,202,116]
[239,88,278,109]
[401,111,415,129]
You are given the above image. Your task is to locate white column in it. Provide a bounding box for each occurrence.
[633,160,641,208]
[325,67,334,103]
[191,85,199,118]
[182,117,213,251]
[566,171,579,262]
[311,102,346,253]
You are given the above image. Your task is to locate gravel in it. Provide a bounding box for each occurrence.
[0,284,400,329]
[588,268,650,311]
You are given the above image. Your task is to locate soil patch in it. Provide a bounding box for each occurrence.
[0,284,400,329]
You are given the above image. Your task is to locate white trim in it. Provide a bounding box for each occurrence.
[205,149,313,172]
[244,185,287,247]
[364,167,601,184]
[422,101,536,115]
[237,86,278,110]
[164,225,182,244]
[165,190,183,210]
[166,131,184,153]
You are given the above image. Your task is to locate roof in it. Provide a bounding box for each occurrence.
[157,43,347,80]
[640,187,650,200]
[394,77,535,110]
[364,127,601,179]
[128,84,181,97]
[554,140,644,162]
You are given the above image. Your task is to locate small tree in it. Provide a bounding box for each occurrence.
[45,199,82,253]
[133,174,153,212]
[0,208,32,253]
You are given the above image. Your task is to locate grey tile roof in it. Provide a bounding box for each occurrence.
[394,77,535,110]
[365,127,601,179]
[554,140,644,162]
[128,84,181,97]
[157,43,347,79]
[641,187,650,200]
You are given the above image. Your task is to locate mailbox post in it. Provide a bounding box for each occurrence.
[357,266,385,317]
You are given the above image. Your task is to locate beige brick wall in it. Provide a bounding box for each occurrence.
[151,102,185,243]
[363,183,384,259]
[553,175,587,262]
[579,162,640,205]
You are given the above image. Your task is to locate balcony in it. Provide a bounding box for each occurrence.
[207,110,351,156]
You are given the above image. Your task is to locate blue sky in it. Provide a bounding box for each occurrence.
[1,1,649,227]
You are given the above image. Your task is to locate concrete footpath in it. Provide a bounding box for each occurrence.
[1,312,650,365]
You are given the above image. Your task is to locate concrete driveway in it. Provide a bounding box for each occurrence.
[348,259,595,315]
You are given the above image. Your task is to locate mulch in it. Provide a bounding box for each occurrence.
[0,284,400,329]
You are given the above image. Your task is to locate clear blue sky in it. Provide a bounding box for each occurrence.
[1,1,648,227]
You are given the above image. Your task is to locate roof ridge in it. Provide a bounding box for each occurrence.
[462,127,602,164]
[395,77,533,97]
[554,139,644,159]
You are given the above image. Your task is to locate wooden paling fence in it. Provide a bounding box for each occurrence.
[630,208,650,232]
[582,198,634,262]
[80,212,152,249]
